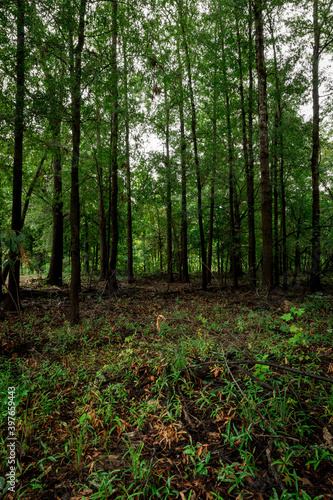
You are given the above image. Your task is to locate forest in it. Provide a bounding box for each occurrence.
[1,0,333,499]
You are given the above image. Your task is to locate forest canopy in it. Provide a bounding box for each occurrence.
[1,0,333,321]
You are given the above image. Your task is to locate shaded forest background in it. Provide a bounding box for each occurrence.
[1,0,333,321]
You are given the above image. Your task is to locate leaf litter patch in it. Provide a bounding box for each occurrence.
[1,276,333,499]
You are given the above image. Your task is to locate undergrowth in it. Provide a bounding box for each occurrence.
[1,278,333,499]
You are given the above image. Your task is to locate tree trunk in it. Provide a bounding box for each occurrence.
[48,120,63,286]
[222,34,238,289]
[165,90,174,283]
[253,0,273,291]
[235,2,256,287]
[178,1,207,290]
[84,216,89,274]
[123,40,134,283]
[207,67,217,285]
[6,0,25,312]
[247,2,256,288]
[95,110,108,279]
[69,0,86,323]
[292,217,302,286]
[108,0,119,293]
[234,187,242,278]
[177,40,189,283]
[0,222,3,301]
[273,109,279,286]
[268,14,287,289]
[310,0,321,291]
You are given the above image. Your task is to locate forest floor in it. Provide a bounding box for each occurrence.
[1,274,333,500]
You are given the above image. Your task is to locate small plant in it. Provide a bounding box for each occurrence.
[217,459,255,494]
[288,324,307,346]
[83,470,120,499]
[280,307,305,322]
[183,442,211,477]
[62,413,92,472]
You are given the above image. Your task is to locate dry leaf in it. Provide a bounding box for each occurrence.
[300,477,313,486]
[323,427,333,448]
[156,314,166,333]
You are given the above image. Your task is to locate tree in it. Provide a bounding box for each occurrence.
[164,89,174,283]
[310,0,321,291]
[108,0,119,293]
[178,0,207,290]
[253,0,273,291]
[6,0,25,312]
[221,32,238,289]
[234,0,256,288]
[177,39,189,283]
[69,0,87,323]
[123,38,134,283]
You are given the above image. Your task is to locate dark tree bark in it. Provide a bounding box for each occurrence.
[207,67,217,285]
[253,0,273,291]
[178,1,207,290]
[292,216,302,286]
[234,188,242,278]
[108,0,119,292]
[6,0,25,312]
[165,90,174,283]
[108,0,118,293]
[95,111,108,279]
[247,2,256,288]
[268,15,287,289]
[177,40,189,283]
[310,0,321,291]
[48,120,63,286]
[0,248,3,302]
[272,109,279,286]
[235,2,256,287]
[84,215,89,273]
[123,40,134,283]
[69,0,87,323]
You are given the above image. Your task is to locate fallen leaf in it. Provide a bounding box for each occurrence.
[323,427,333,448]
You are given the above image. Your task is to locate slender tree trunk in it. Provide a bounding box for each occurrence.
[280,142,287,288]
[108,0,119,292]
[96,111,108,279]
[178,1,207,290]
[310,0,321,291]
[48,120,63,286]
[69,0,86,323]
[165,90,173,283]
[247,3,256,287]
[292,217,302,286]
[222,35,238,289]
[171,219,181,280]
[0,243,3,302]
[236,2,256,287]
[253,0,273,291]
[269,15,287,289]
[208,67,217,285]
[6,0,25,312]
[272,111,279,286]
[84,216,89,273]
[234,188,242,278]
[123,40,134,283]
[177,40,189,283]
